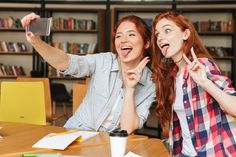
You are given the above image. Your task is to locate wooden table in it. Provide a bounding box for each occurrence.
[0,122,170,157]
[58,138,170,157]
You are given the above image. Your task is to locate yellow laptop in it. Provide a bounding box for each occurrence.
[0,82,46,125]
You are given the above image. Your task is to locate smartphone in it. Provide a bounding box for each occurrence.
[26,18,52,36]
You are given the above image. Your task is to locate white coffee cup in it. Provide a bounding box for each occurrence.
[109,130,128,157]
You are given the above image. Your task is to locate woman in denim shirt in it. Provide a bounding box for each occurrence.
[22,13,155,134]
[152,11,236,156]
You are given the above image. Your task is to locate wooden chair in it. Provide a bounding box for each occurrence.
[72,78,90,114]
[0,82,46,125]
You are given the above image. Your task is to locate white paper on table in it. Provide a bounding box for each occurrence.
[32,130,99,150]
[24,154,87,157]
[40,155,86,157]
[123,152,143,157]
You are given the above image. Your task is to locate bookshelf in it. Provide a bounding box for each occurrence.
[0,0,236,88]
[0,5,41,79]
[111,4,236,87]
[43,6,105,91]
[177,7,236,86]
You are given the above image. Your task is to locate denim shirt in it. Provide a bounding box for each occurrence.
[63,52,156,132]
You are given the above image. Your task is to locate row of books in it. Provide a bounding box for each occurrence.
[0,41,28,53]
[206,46,232,57]
[0,63,26,76]
[0,17,22,28]
[52,42,97,54]
[193,20,234,33]
[52,18,96,31]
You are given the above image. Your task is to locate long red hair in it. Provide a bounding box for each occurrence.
[151,11,213,126]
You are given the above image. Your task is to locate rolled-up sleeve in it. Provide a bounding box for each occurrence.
[60,54,96,78]
[136,86,156,129]
[202,58,236,96]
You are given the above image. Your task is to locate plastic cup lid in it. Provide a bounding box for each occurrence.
[109,130,128,137]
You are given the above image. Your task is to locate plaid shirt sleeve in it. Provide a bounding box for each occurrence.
[202,58,236,96]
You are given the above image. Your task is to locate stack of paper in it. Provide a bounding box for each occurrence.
[33,130,99,150]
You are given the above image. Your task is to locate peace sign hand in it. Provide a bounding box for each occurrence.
[123,57,150,89]
[183,47,209,87]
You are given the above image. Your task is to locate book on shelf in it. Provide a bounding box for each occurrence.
[206,46,232,57]
[0,41,28,53]
[52,42,97,55]
[193,20,234,33]
[0,63,26,76]
[0,17,23,28]
[52,17,96,30]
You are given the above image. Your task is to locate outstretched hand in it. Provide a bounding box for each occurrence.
[21,13,41,45]
[183,47,209,86]
[122,57,150,89]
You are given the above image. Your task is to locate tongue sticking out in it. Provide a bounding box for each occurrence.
[121,49,131,57]
[161,46,169,56]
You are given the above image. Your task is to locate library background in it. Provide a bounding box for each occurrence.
[0,0,236,138]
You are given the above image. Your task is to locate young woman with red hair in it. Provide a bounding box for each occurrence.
[21,13,155,134]
[152,10,236,157]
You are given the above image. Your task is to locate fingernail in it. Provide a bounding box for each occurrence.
[27,32,32,37]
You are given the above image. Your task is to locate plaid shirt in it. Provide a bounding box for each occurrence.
[169,58,236,157]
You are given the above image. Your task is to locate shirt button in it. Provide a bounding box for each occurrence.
[183,87,186,90]
[184,101,187,104]
[191,132,195,135]
[187,116,190,119]
[195,147,198,150]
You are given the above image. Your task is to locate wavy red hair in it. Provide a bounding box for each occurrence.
[151,11,213,127]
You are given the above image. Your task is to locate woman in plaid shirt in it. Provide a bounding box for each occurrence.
[152,10,236,157]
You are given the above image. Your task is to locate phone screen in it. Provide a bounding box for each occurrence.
[26,18,52,36]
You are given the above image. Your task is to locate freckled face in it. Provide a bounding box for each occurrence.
[155,18,188,60]
[115,21,145,66]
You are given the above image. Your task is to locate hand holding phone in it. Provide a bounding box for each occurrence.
[26,18,52,36]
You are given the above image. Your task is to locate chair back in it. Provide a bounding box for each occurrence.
[16,77,52,121]
[72,78,90,114]
[0,82,46,125]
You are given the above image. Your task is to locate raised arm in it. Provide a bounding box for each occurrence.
[120,57,150,134]
[183,48,236,117]
[21,13,69,71]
